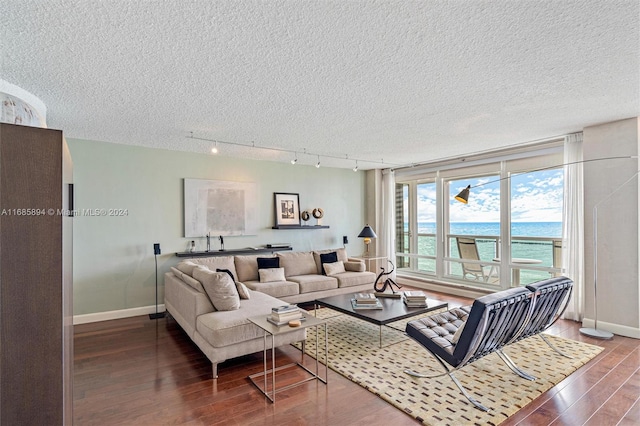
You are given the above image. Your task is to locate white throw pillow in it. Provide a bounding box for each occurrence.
[193,268,240,311]
[323,261,346,276]
[259,267,286,283]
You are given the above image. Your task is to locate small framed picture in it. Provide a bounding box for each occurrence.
[274,192,301,226]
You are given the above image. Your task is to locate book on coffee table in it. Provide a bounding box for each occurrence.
[351,298,383,310]
[402,291,428,307]
[374,292,402,298]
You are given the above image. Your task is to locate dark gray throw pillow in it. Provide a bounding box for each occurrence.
[257,257,279,269]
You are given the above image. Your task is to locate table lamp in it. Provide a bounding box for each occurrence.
[358,224,377,256]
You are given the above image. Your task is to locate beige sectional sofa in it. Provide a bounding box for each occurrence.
[164,248,376,378]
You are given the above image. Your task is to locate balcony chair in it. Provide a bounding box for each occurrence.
[456,237,498,283]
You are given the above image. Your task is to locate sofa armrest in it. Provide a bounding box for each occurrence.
[345,259,365,272]
[165,272,215,337]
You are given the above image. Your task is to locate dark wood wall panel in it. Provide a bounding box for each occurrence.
[0,123,68,425]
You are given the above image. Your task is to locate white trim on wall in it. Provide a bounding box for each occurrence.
[73,304,166,325]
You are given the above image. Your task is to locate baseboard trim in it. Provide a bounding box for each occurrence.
[73,304,166,325]
[581,318,640,339]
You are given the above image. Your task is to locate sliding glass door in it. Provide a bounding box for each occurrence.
[446,175,501,284]
[509,168,564,285]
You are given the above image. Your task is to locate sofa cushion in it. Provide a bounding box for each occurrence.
[259,267,286,283]
[257,257,279,269]
[234,255,262,282]
[334,271,376,288]
[323,261,345,276]
[172,266,206,293]
[313,248,349,274]
[177,260,199,276]
[278,251,317,277]
[171,266,184,280]
[193,268,240,311]
[190,256,238,281]
[196,291,301,348]
[287,274,338,293]
[243,280,300,298]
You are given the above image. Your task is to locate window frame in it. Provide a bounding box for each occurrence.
[394,143,564,290]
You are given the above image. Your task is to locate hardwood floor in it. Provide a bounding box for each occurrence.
[73,290,639,425]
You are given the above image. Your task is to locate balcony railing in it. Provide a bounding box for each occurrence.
[396,232,562,287]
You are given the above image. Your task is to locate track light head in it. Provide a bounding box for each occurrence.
[291,158,297,165]
[315,161,321,168]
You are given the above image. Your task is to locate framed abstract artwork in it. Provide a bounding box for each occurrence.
[184,178,258,237]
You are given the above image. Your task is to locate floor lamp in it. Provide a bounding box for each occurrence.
[454,155,639,340]
[579,169,639,339]
[149,243,165,320]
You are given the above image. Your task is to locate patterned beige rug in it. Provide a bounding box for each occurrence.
[297,308,604,426]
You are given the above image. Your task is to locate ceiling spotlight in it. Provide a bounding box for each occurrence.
[315,155,321,168]
[211,141,218,154]
[291,153,298,165]
[353,160,359,172]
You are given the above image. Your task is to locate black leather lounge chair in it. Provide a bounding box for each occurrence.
[404,277,573,411]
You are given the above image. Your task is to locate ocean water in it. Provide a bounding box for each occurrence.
[414,222,562,237]
[400,222,562,284]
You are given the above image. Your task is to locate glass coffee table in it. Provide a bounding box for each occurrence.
[314,293,448,348]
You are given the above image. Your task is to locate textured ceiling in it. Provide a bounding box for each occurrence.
[2,1,639,169]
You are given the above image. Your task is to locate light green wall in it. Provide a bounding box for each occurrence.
[68,138,367,315]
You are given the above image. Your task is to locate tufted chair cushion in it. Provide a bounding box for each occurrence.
[407,287,533,367]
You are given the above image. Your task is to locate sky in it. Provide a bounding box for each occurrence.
[413,169,564,223]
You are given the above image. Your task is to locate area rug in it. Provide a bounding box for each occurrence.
[296,308,604,426]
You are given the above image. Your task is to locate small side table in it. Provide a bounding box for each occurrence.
[247,313,328,403]
[352,255,388,272]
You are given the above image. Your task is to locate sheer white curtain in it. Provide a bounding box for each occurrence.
[380,169,396,280]
[562,132,584,321]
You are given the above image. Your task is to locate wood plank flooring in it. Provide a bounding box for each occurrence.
[73,290,639,425]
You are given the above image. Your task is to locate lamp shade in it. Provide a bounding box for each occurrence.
[358,225,377,239]
[455,185,471,204]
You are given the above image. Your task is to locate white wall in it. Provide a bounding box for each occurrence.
[68,138,367,317]
[583,117,640,338]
